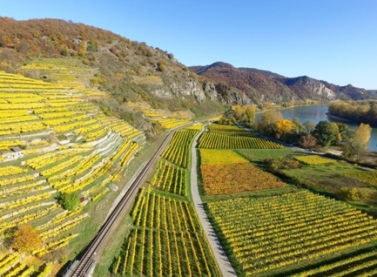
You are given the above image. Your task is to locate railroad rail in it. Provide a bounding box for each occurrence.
[63,132,174,277]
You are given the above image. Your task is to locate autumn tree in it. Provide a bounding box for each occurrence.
[257,110,283,136]
[342,123,372,161]
[354,123,372,147]
[245,106,256,126]
[157,61,166,71]
[275,119,294,139]
[12,223,42,252]
[78,41,87,56]
[298,134,317,149]
[233,105,256,126]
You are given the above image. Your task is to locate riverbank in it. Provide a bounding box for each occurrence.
[325,112,356,123]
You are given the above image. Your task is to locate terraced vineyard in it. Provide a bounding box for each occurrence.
[112,127,220,276]
[0,68,145,274]
[126,101,193,130]
[206,191,377,277]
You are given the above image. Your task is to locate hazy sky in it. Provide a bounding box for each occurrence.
[2,1,377,89]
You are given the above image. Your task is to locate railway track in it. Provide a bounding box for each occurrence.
[63,132,174,277]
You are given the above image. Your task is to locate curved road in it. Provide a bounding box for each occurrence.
[190,128,237,277]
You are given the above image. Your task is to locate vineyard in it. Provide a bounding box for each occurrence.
[295,155,337,165]
[0,253,53,277]
[206,190,377,276]
[208,124,254,136]
[289,247,377,277]
[345,170,377,188]
[160,129,198,168]
[112,188,220,277]
[200,149,249,164]
[199,149,285,195]
[198,132,283,149]
[149,159,187,196]
[111,127,221,276]
[0,66,145,274]
[126,101,193,130]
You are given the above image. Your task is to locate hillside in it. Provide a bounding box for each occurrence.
[0,69,148,275]
[0,17,223,119]
[1,16,376,116]
[191,62,377,106]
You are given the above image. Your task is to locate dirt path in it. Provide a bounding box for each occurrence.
[190,128,237,277]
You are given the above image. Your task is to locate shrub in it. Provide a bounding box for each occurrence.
[60,192,80,211]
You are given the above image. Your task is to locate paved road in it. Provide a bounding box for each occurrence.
[190,128,237,277]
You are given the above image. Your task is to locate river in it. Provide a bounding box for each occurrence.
[256,105,377,152]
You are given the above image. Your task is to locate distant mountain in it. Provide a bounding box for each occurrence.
[190,62,377,105]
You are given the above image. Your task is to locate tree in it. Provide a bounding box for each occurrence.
[233,105,255,126]
[60,192,80,211]
[303,120,316,134]
[78,41,87,56]
[312,121,339,147]
[275,119,294,139]
[12,224,42,252]
[354,123,372,148]
[331,122,342,145]
[298,134,317,149]
[342,123,372,161]
[291,118,305,134]
[245,106,256,126]
[257,110,283,136]
[157,61,166,71]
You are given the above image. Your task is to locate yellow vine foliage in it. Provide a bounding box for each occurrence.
[200,149,248,164]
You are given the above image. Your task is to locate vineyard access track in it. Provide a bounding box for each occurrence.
[190,126,237,277]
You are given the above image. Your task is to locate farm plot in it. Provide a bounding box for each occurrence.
[112,188,221,277]
[208,124,255,137]
[206,190,377,277]
[199,149,285,195]
[295,155,337,165]
[150,159,187,196]
[289,247,377,277]
[345,170,377,188]
[198,132,283,149]
[161,129,198,168]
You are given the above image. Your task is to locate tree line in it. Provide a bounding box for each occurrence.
[220,105,372,162]
[328,100,377,127]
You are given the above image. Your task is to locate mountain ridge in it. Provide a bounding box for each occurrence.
[0,16,375,114]
[190,62,377,106]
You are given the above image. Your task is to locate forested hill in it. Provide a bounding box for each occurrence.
[0,17,222,114]
[191,62,377,105]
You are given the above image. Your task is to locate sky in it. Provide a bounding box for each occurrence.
[2,1,377,89]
